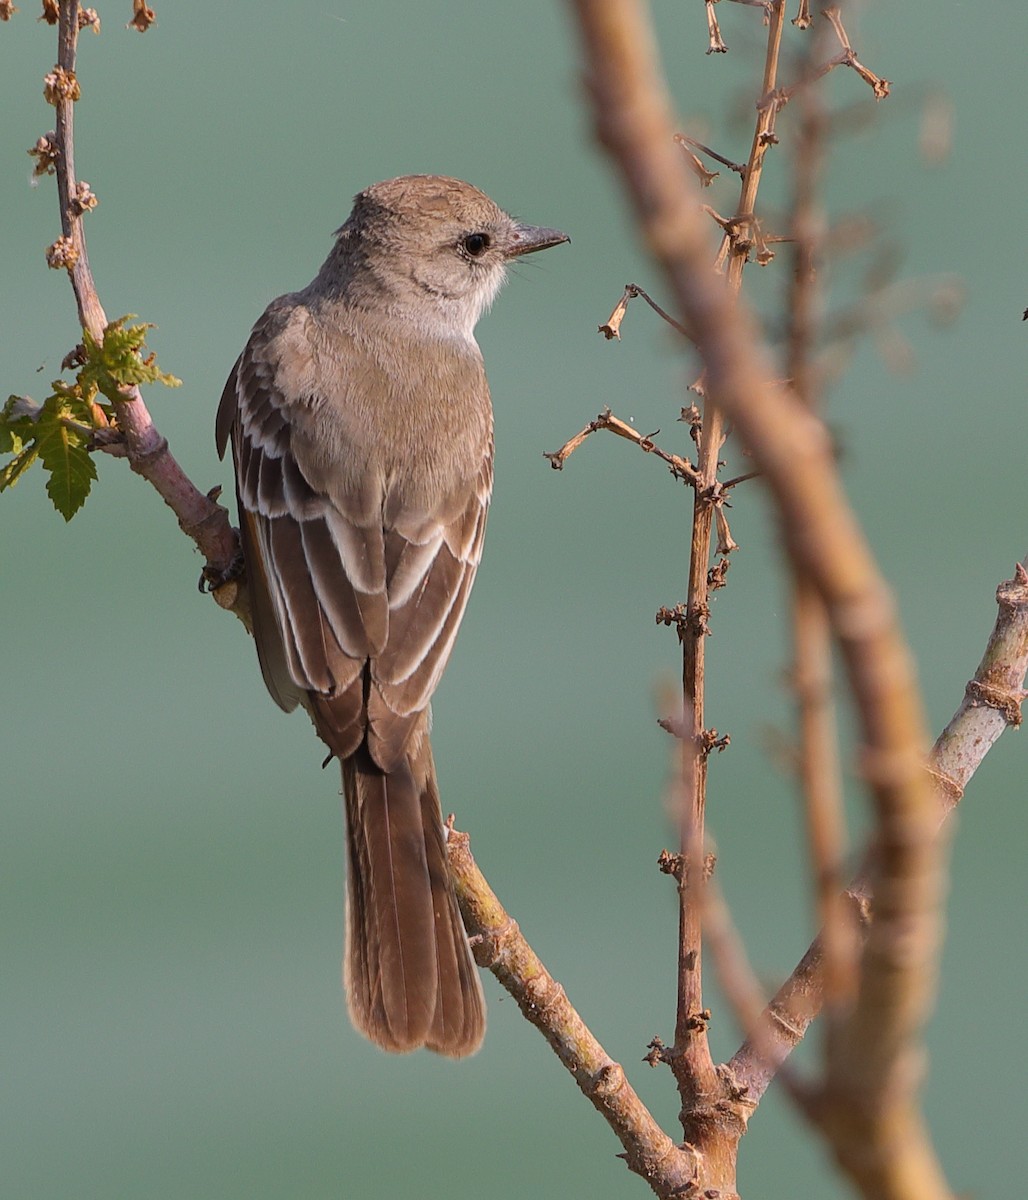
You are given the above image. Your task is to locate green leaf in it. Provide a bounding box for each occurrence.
[0,425,24,456]
[79,315,182,400]
[1,394,42,454]
[0,395,44,488]
[0,444,39,492]
[1,316,179,520]
[35,396,97,520]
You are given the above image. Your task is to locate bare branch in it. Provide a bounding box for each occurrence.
[568,0,792,1130]
[930,561,1028,798]
[675,0,790,1123]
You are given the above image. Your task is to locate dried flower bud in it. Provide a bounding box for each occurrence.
[78,7,100,32]
[792,0,812,28]
[28,132,59,177]
[46,235,78,270]
[69,181,98,216]
[714,504,740,556]
[128,1,155,32]
[0,1,20,22]
[599,290,631,340]
[43,66,80,106]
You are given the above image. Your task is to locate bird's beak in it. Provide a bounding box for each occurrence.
[507,224,571,258]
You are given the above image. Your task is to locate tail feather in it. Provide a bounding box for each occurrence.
[342,740,485,1057]
[418,765,485,1055]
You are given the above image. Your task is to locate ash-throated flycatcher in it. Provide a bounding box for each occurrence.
[216,176,568,1056]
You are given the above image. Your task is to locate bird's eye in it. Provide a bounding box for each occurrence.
[461,232,491,258]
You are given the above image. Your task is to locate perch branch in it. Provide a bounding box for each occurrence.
[446,826,700,1200]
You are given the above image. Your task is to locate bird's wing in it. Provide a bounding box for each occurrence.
[362,447,491,769]
[217,307,492,769]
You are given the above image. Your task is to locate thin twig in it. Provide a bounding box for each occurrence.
[821,6,891,98]
[704,0,727,54]
[598,282,692,341]
[49,3,241,605]
[674,132,747,177]
[669,0,790,1121]
[545,407,700,486]
[720,469,761,491]
[674,139,721,188]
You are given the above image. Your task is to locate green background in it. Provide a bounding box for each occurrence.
[2,4,1024,1198]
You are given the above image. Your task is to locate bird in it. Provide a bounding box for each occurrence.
[216,175,568,1056]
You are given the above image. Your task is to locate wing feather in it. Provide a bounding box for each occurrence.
[218,304,493,770]
[299,517,378,659]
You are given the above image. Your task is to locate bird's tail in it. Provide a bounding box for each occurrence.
[340,735,485,1057]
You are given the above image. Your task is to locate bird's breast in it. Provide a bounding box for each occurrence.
[278,303,493,524]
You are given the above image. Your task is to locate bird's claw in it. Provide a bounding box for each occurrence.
[198,548,244,594]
